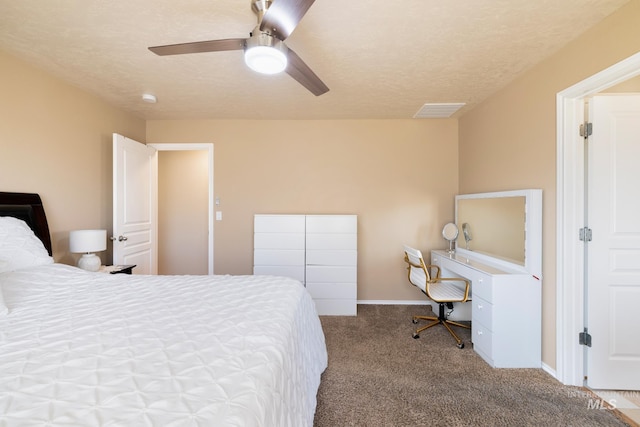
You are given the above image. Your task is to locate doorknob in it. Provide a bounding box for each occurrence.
[110,235,128,242]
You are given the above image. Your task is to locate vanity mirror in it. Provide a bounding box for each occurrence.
[455,189,542,278]
[442,222,459,253]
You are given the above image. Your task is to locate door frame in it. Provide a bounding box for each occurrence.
[149,143,214,275]
[556,52,640,386]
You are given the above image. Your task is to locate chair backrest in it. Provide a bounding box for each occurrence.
[403,245,431,289]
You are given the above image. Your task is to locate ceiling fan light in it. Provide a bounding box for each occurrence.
[244,45,288,74]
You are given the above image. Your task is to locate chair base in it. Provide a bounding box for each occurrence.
[412,303,470,349]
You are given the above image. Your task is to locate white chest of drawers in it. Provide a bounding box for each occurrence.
[254,214,357,316]
[431,250,541,368]
[254,215,306,283]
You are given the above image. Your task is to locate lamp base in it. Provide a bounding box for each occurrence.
[77,253,101,272]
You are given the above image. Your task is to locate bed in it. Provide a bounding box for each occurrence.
[0,192,328,426]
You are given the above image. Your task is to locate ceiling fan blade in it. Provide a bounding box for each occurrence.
[149,38,246,56]
[286,48,329,96]
[260,0,316,40]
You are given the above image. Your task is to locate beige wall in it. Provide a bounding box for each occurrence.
[147,119,459,301]
[0,50,145,265]
[1,45,459,302]
[458,0,640,369]
[158,150,209,275]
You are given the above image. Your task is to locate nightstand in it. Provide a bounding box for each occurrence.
[99,264,136,275]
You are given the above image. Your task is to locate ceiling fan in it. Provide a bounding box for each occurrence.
[148,0,329,96]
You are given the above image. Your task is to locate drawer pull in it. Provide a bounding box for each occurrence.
[477,278,484,283]
[477,304,483,309]
[477,330,483,336]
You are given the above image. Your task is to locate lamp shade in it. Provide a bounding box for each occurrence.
[69,229,107,253]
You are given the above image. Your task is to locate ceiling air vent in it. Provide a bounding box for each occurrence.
[413,103,466,118]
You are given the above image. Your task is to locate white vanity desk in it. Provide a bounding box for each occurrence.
[431,249,541,368]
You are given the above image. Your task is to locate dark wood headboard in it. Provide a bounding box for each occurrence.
[0,192,53,255]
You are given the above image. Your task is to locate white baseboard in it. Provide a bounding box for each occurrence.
[541,361,557,379]
[357,300,429,305]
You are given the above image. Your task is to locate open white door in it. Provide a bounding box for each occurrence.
[586,94,640,389]
[113,133,158,274]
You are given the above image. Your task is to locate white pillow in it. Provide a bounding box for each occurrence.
[0,216,53,273]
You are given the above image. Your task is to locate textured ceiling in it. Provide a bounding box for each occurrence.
[0,0,629,120]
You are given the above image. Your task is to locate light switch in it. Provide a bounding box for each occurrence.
[216,211,222,221]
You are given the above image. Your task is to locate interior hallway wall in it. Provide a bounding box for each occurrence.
[158,150,209,275]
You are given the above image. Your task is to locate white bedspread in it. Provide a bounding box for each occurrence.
[0,264,327,426]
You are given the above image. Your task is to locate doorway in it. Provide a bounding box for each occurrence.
[556,52,640,387]
[150,143,214,275]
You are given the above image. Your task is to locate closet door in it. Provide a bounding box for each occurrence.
[306,215,357,315]
[254,215,305,283]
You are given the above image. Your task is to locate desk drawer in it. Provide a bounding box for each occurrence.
[472,295,493,331]
[436,256,493,301]
[435,258,467,281]
[472,322,493,364]
[470,272,492,301]
[430,254,442,267]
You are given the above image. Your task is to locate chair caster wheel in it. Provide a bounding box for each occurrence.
[412,333,420,339]
[412,318,418,324]
[457,343,464,349]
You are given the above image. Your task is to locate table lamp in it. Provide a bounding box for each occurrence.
[69,229,107,272]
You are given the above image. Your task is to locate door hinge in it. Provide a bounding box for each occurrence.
[579,328,592,347]
[580,122,593,138]
[579,227,592,242]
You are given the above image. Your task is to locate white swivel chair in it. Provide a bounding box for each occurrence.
[403,245,471,349]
